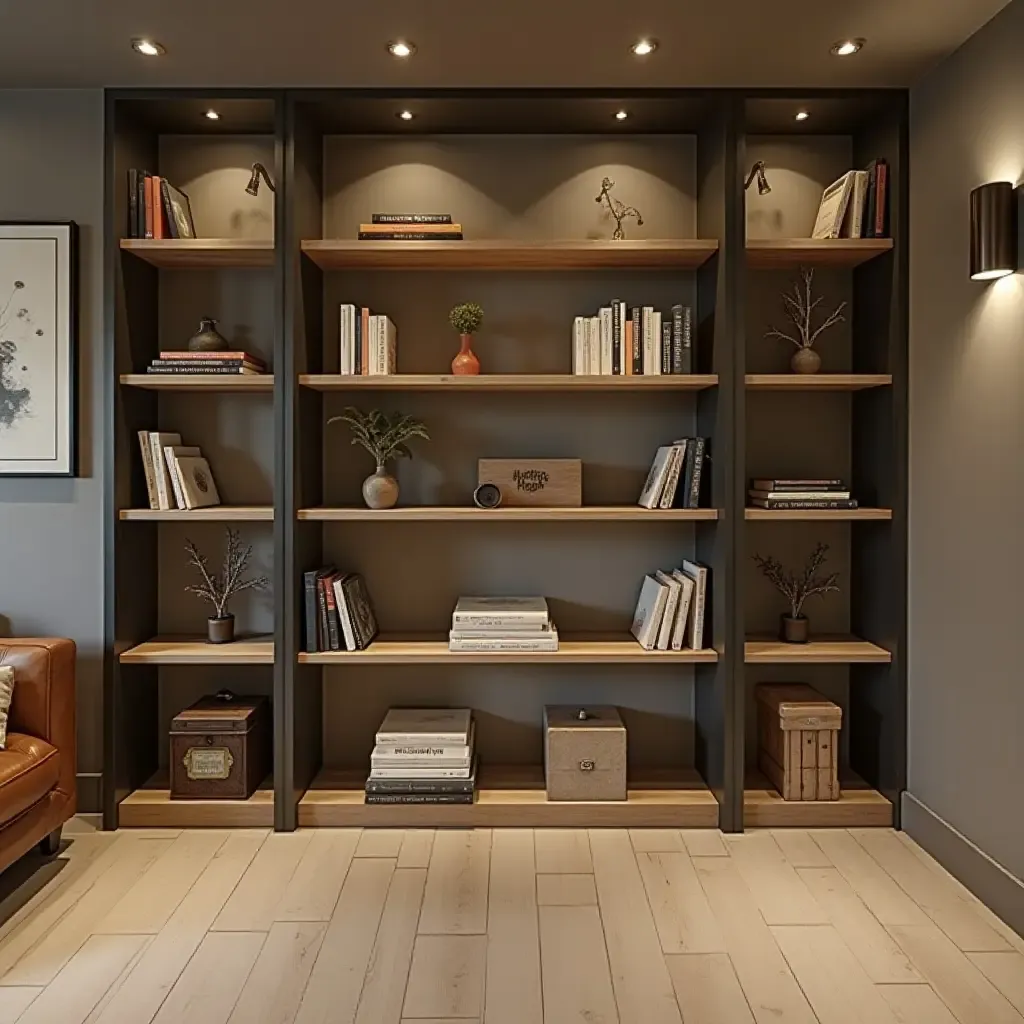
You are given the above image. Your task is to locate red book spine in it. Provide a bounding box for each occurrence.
[874,162,888,238]
[152,176,164,239]
[144,176,154,239]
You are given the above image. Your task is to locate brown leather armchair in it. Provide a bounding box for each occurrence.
[0,639,76,872]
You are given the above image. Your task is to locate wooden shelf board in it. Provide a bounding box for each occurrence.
[745,635,891,664]
[299,765,719,828]
[119,772,274,828]
[299,633,717,665]
[746,508,892,521]
[120,374,273,391]
[120,635,274,665]
[299,506,718,522]
[744,772,892,828]
[120,506,273,522]
[300,373,718,392]
[119,238,274,268]
[746,238,893,269]
[301,238,718,271]
[746,374,892,391]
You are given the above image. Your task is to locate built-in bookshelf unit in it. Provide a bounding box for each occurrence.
[104,89,907,832]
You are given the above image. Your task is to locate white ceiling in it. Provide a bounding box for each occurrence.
[0,0,1010,89]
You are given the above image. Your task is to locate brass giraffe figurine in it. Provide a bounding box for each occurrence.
[595,177,643,240]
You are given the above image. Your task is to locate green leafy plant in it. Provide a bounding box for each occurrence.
[449,302,484,336]
[328,407,430,469]
[753,542,840,619]
[185,528,269,619]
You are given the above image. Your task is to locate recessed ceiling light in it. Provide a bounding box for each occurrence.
[131,38,165,57]
[204,110,220,121]
[398,110,414,121]
[795,110,810,122]
[615,110,629,121]
[631,39,657,56]
[831,38,865,56]
[388,40,415,58]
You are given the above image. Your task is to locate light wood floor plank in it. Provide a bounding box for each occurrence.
[681,831,728,858]
[534,830,592,874]
[276,830,359,922]
[589,829,681,1024]
[356,869,428,1024]
[852,830,1011,952]
[772,830,831,868]
[538,906,619,1024]
[536,873,596,907]
[403,936,486,1019]
[294,857,394,1024]
[968,951,1024,1015]
[725,832,827,925]
[152,931,266,1024]
[694,857,817,1024]
[888,923,1022,1024]
[18,934,147,1024]
[636,852,725,954]
[629,829,684,853]
[878,983,962,1023]
[91,831,267,1024]
[213,832,313,931]
[355,830,405,859]
[797,867,921,983]
[771,925,900,1024]
[811,830,930,926]
[228,922,327,1024]
[419,831,490,936]
[96,831,228,934]
[83,935,153,1024]
[398,831,435,869]
[665,953,755,1024]
[0,987,41,1022]
[485,830,541,1024]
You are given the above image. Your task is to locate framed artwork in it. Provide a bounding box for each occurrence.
[0,222,78,477]
[163,182,196,239]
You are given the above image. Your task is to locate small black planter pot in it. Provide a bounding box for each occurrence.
[780,614,809,644]
[207,614,235,644]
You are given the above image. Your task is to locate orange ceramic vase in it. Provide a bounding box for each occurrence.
[451,334,480,375]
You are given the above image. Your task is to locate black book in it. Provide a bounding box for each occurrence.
[128,169,139,238]
[137,170,148,241]
[303,568,333,654]
[354,309,363,376]
[365,792,475,805]
[316,575,332,653]
[324,574,342,652]
[371,213,453,224]
[750,478,845,492]
[661,320,672,375]
[687,437,706,508]
[679,305,694,373]
[679,438,695,508]
[630,307,643,375]
[611,299,622,375]
[358,231,464,240]
[864,159,879,239]
[750,498,859,510]
[340,574,379,650]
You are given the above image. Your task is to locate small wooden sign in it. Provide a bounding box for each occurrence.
[477,458,582,507]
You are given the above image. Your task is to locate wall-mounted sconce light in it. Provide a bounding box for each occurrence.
[970,181,1016,280]
[744,161,772,196]
[245,162,276,197]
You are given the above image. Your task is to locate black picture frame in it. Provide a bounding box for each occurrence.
[162,182,197,239]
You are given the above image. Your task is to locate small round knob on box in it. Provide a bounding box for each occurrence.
[576,709,588,720]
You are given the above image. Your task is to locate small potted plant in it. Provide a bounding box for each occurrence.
[753,542,840,643]
[764,268,846,374]
[328,406,430,509]
[185,528,269,644]
[449,302,484,375]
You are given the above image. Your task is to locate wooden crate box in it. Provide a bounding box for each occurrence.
[756,684,842,801]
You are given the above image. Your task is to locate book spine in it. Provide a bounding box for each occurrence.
[642,307,654,374]
[164,447,187,509]
[691,571,706,649]
[753,479,845,490]
[572,317,583,374]
[144,175,154,239]
[599,307,613,375]
[159,351,264,362]
[149,435,171,511]
[127,169,139,238]
[370,759,473,772]
[368,315,378,375]
[680,306,693,373]
[137,172,148,240]
[874,161,888,237]
[687,436,706,509]
[353,309,363,375]
[374,744,472,758]
[152,177,165,239]
[371,214,453,224]
[360,308,370,375]
[365,793,474,804]
[146,367,256,375]
[360,224,462,235]
[753,499,859,510]
[138,431,158,510]
[865,164,878,238]
[324,578,341,651]
[680,442,695,509]
[302,572,320,654]
[386,316,397,374]
[376,315,386,375]
[611,299,621,375]
[365,779,475,795]
[661,319,671,376]
[451,614,549,628]
[659,446,685,509]
[339,305,350,375]
[448,638,558,652]
[374,733,470,746]
[150,359,258,368]
[358,231,463,240]
[160,180,178,239]
[630,307,642,375]
[750,491,852,501]
[316,577,330,652]
[670,305,683,374]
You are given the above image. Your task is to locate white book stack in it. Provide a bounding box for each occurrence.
[137,430,221,511]
[448,596,558,652]
[630,560,708,652]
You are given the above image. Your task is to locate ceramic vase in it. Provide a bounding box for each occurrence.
[451,334,480,375]
[207,614,235,644]
[791,347,822,374]
[363,465,399,509]
[189,317,229,353]
[780,614,809,644]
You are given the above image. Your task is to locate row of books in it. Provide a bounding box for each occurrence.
[572,303,693,376]
[812,159,889,240]
[449,597,557,652]
[639,438,707,509]
[144,350,268,377]
[366,708,476,804]
[338,306,397,375]
[748,478,857,510]
[631,560,709,651]
[302,569,380,652]
[138,432,220,510]
[358,214,463,241]
[125,170,197,240]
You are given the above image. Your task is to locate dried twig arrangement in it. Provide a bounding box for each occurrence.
[753,542,840,619]
[185,528,269,618]
[328,407,429,469]
[764,269,846,351]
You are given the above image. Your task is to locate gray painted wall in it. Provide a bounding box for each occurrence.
[910,0,1024,884]
[0,89,105,807]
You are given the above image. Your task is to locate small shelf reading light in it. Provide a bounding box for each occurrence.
[970,182,1017,280]
[245,163,276,197]
[744,161,772,196]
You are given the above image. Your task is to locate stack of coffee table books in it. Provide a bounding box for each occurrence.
[448,596,558,652]
[365,708,476,805]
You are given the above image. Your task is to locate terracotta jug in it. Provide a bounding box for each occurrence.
[451,334,480,375]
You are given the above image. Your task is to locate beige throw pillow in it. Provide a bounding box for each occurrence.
[0,666,13,749]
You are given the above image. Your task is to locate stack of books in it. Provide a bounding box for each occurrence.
[145,350,267,377]
[748,479,857,511]
[572,302,693,376]
[448,597,558,652]
[125,170,196,239]
[338,306,396,375]
[137,431,220,510]
[357,214,463,241]
[366,708,477,805]
[630,561,709,651]
[302,569,380,653]
[812,159,888,239]
[638,438,707,509]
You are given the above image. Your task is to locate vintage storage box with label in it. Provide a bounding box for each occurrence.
[170,692,271,800]
[756,683,842,801]
[477,458,582,507]
[543,705,627,801]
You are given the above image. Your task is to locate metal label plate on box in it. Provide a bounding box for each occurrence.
[183,746,234,780]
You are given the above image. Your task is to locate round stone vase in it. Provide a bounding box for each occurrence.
[791,347,822,374]
[363,465,399,509]
[780,614,809,644]
[451,334,480,375]
[207,614,235,644]
[189,317,229,353]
